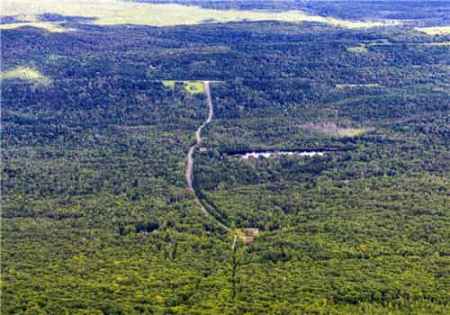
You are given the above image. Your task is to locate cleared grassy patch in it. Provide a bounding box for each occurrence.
[1,66,51,86]
[183,81,204,95]
[336,83,380,89]
[2,0,394,32]
[162,80,205,94]
[422,41,450,47]
[0,21,67,32]
[416,26,450,36]
[335,128,368,138]
[347,45,369,54]
[303,123,370,138]
[162,80,176,90]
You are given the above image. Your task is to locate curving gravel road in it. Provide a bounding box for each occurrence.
[185,81,229,231]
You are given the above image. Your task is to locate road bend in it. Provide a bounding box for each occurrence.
[185,81,230,231]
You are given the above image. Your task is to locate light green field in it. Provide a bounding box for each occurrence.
[1,66,51,86]
[347,45,369,54]
[334,128,368,138]
[183,81,204,94]
[416,26,450,36]
[1,0,394,33]
[304,123,370,138]
[162,80,176,90]
[162,80,205,95]
[0,21,67,33]
[423,41,450,47]
[336,83,380,89]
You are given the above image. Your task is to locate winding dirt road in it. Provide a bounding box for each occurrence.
[185,81,229,231]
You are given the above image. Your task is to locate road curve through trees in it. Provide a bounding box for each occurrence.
[185,81,230,231]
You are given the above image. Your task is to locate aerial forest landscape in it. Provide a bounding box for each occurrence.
[1,0,450,314]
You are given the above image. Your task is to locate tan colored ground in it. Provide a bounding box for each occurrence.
[2,0,394,33]
[1,66,52,86]
[0,21,68,32]
[416,26,450,36]
[233,228,259,245]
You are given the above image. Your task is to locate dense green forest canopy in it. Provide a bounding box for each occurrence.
[1,0,450,314]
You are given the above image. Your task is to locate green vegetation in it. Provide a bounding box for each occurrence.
[1,1,450,314]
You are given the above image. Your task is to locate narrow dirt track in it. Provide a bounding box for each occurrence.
[185,81,230,231]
